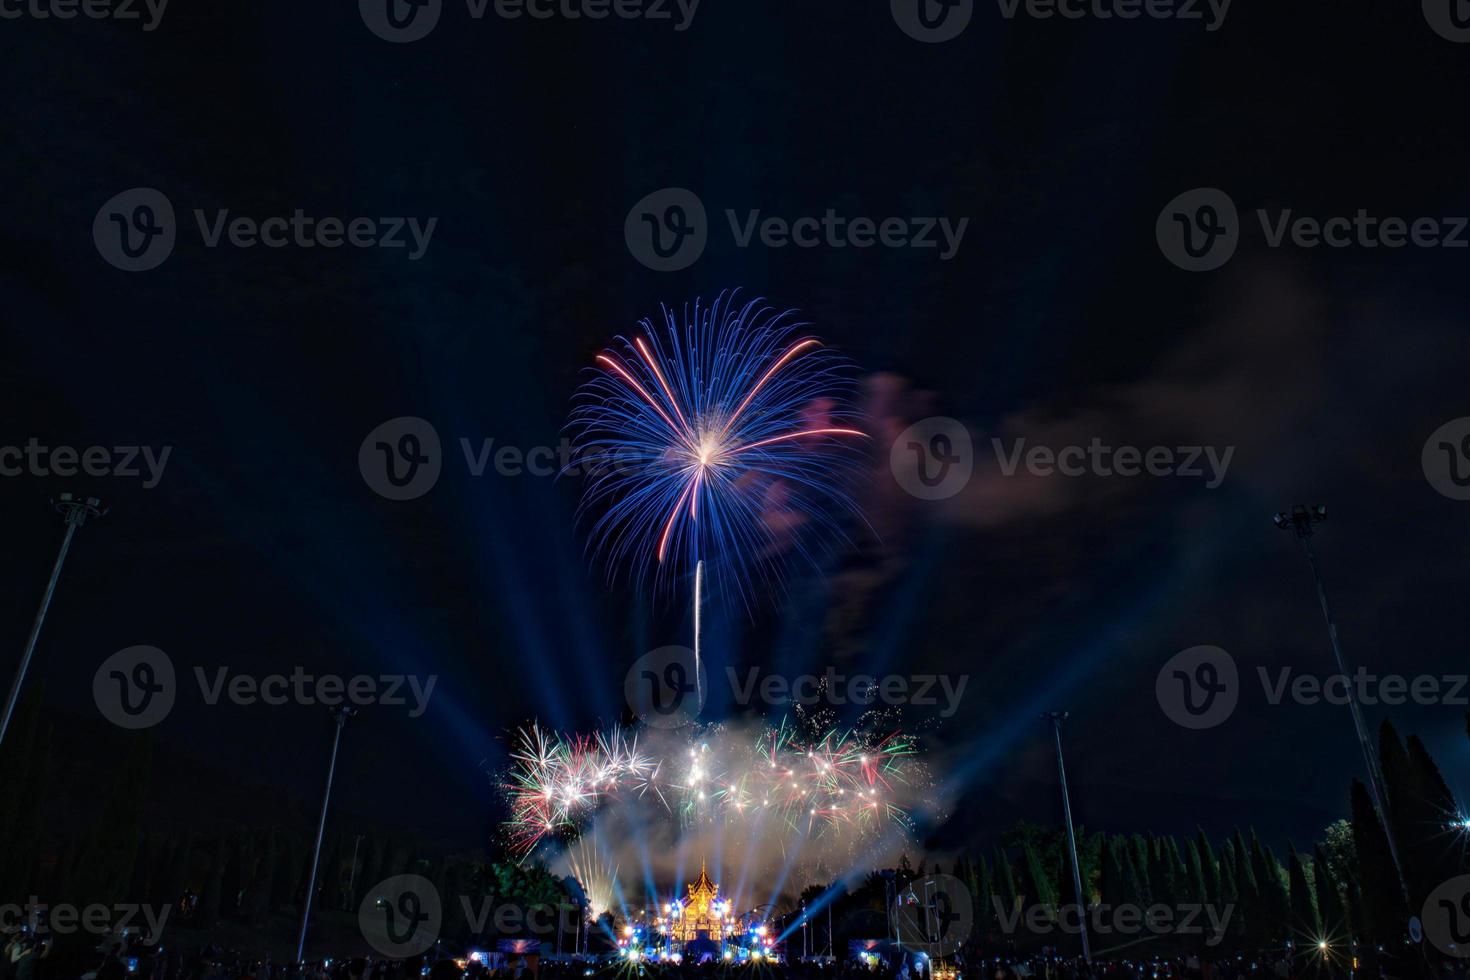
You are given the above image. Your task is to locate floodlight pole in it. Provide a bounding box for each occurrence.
[1,494,106,748]
[296,705,355,963]
[1274,505,1409,901]
[1043,711,1091,964]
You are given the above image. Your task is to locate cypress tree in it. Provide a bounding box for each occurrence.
[1287,844,1321,940]
[1349,777,1404,948]
[197,835,228,929]
[1147,835,1175,908]
[1131,835,1154,906]
[1119,842,1148,912]
[1405,735,1466,888]
[1184,839,1208,908]
[1197,830,1221,907]
[1379,721,1426,905]
[1100,840,1124,908]
[1020,839,1058,909]
[974,855,994,934]
[995,849,1019,923]
[1312,844,1348,944]
[1261,845,1291,941]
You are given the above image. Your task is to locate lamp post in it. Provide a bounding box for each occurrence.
[1,493,107,748]
[296,705,355,963]
[1273,505,1410,900]
[1042,711,1091,964]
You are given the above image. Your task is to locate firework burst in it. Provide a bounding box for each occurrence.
[500,718,932,860]
[568,291,868,604]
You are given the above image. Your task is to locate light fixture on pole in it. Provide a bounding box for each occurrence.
[1,493,107,748]
[1042,711,1091,964]
[1273,504,1410,900]
[296,705,356,963]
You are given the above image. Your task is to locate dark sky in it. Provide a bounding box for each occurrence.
[4,0,1470,861]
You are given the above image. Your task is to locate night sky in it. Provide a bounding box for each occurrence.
[5,0,1470,864]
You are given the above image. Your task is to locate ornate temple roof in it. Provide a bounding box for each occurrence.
[687,859,718,901]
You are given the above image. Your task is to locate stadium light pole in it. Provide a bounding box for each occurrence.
[1042,711,1091,964]
[1273,504,1410,900]
[296,705,355,963]
[1,493,107,748]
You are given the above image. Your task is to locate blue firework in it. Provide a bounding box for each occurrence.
[568,291,868,604]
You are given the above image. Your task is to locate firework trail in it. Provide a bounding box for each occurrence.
[501,718,932,861]
[563,832,620,918]
[569,291,868,607]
